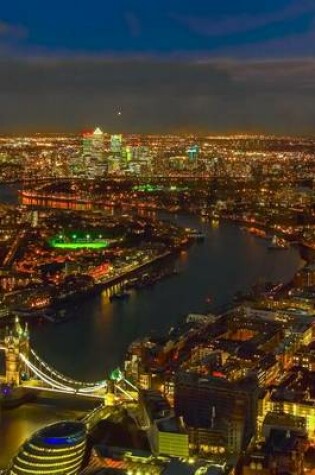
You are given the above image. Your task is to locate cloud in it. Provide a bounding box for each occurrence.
[0,57,314,134]
[0,21,27,40]
[174,0,315,37]
[213,20,315,58]
[124,11,141,38]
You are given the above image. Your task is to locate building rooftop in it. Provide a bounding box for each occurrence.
[266,428,305,453]
[35,421,86,443]
[156,416,185,434]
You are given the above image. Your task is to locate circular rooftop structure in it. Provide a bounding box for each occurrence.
[8,421,87,475]
[34,421,86,445]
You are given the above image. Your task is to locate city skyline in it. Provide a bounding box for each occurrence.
[0,1,315,133]
[1,2,315,474]
[0,131,314,472]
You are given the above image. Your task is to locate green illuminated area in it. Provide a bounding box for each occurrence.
[132,184,162,192]
[50,240,108,249]
[49,231,109,250]
[110,368,123,381]
[132,184,187,192]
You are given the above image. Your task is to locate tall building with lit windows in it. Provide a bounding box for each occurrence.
[81,127,106,177]
[8,421,87,475]
[187,145,199,160]
[110,134,122,155]
[174,372,259,455]
[82,127,104,161]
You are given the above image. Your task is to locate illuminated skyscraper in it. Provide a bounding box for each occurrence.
[110,134,122,155]
[186,145,199,171]
[125,145,133,162]
[187,145,199,161]
[8,421,87,474]
[82,127,104,161]
[82,127,106,177]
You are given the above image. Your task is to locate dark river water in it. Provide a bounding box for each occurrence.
[31,214,302,381]
[1,185,303,380]
[0,184,304,467]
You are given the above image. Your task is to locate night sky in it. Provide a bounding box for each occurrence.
[1,0,315,134]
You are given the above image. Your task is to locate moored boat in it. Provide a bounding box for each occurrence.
[268,235,289,250]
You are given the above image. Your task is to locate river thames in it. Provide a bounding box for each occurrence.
[1,185,303,380]
[30,214,302,381]
[0,184,304,467]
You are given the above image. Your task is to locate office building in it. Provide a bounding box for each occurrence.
[83,128,104,160]
[174,372,258,455]
[241,429,306,475]
[82,128,106,177]
[110,134,122,155]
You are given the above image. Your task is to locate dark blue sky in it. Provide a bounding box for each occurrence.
[2,0,315,57]
[0,1,315,133]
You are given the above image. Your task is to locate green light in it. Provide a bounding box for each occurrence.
[49,229,111,250]
[133,184,182,193]
[110,368,123,382]
[50,240,109,250]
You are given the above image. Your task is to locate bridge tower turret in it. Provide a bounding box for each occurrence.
[4,317,30,385]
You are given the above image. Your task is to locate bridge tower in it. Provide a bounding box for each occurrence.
[4,317,30,385]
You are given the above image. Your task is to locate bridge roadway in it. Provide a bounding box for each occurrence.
[18,383,134,429]
[83,402,125,430]
[21,379,107,399]
[1,335,138,399]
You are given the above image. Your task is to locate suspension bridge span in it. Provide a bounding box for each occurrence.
[0,317,138,401]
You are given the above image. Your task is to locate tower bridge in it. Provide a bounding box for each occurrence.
[0,317,138,402]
